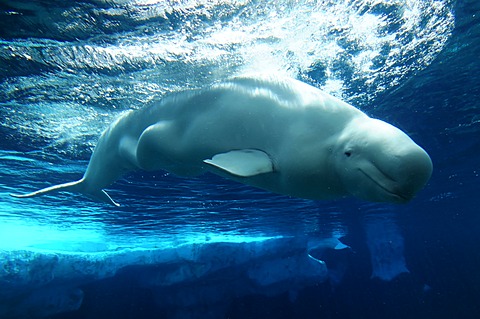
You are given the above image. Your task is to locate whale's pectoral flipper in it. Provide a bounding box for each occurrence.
[204,149,274,177]
[10,179,120,207]
[334,242,350,250]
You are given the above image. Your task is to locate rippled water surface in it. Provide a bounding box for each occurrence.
[0,0,477,253]
[0,0,477,249]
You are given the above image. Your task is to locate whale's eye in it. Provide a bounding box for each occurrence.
[344,151,352,157]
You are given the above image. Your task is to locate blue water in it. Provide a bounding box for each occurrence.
[1,0,479,318]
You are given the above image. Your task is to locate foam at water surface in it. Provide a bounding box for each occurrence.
[0,0,454,154]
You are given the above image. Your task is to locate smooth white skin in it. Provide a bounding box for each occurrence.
[333,117,433,203]
[13,76,433,205]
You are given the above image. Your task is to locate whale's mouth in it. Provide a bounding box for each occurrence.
[359,168,410,203]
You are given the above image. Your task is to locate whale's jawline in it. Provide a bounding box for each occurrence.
[359,168,410,203]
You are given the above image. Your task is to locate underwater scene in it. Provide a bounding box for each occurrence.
[0,0,479,318]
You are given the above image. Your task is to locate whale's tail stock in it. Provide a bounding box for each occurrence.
[10,179,120,207]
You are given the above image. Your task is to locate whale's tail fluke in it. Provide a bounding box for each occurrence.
[10,179,120,207]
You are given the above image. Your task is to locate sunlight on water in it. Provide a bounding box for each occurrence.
[0,211,282,253]
[0,221,106,252]
[0,0,454,153]
[0,0,457,251]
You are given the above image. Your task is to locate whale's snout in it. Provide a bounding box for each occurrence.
[338,118,433,204]
[355,145,432,204]
[393,146,433,202]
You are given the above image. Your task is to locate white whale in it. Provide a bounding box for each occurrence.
[11,76,433,206]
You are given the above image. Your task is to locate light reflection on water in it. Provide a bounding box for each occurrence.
[0,0,457,253]
[1,149,359,251]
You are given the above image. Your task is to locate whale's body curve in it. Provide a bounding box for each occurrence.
[11,76,433,206]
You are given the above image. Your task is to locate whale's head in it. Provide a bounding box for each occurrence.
[334,117,433,203]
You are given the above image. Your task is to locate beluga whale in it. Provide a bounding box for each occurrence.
[11,76,433,206]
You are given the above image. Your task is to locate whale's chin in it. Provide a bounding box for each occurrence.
[359,168,412,203]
